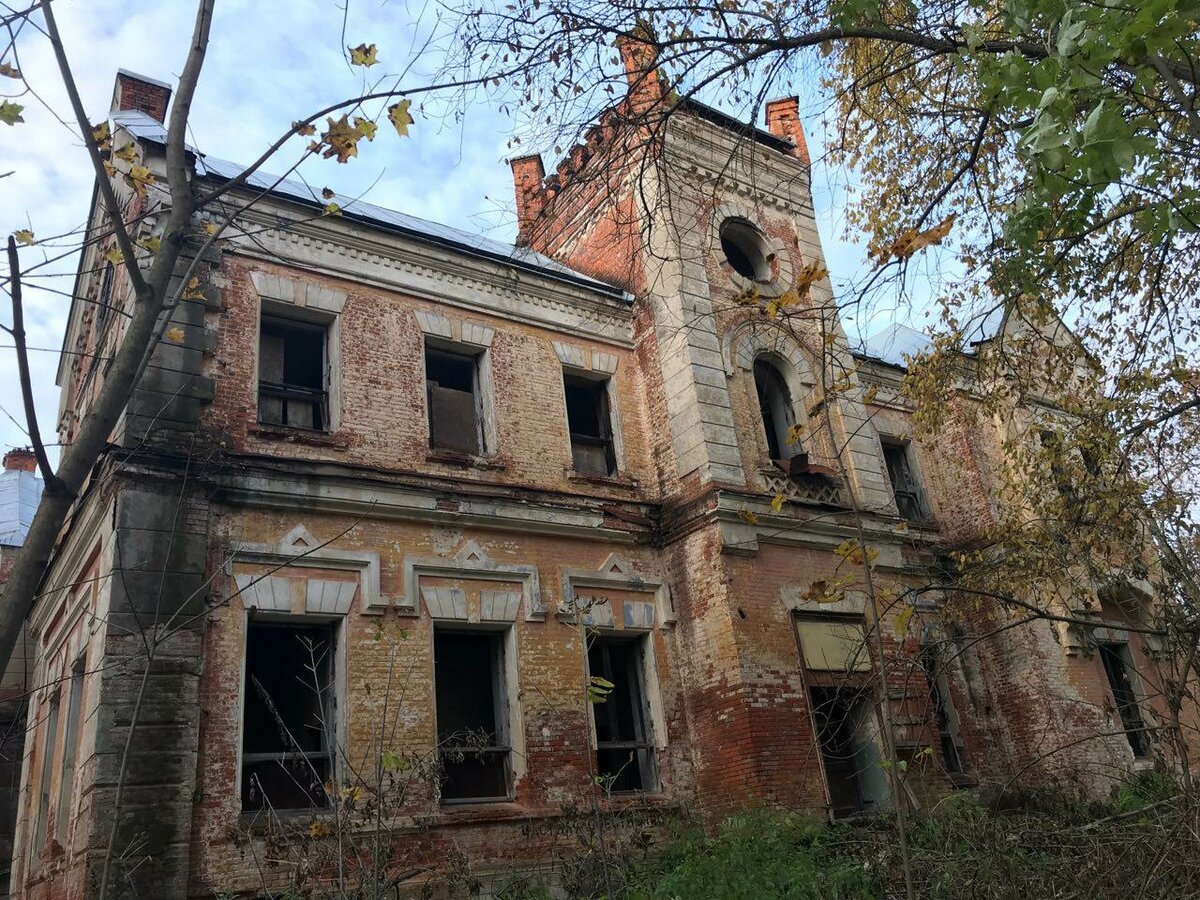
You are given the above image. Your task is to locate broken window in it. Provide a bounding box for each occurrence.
[796,617,887,818]
[34,691,60,850]
[55,659,85,839]
[881,441,926,521]
[1099,642,1149,758]
[258,316,328,430]
[919,645,966,774]
[588,635,656,792]
[754,358,798,460]
[426,346,483,455]
[434,630,511,802]
[564,374,617,477]
[241,621,336,811]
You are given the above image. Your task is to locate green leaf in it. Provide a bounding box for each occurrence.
[0,100,24,126]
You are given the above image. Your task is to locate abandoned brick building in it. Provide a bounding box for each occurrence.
[8,46,1173,899]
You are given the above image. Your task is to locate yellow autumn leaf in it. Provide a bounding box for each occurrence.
[863,385,879,404]
[114,142,138,164]
[348,43,379,67]
[769,493,786,512]
[323,202,343,217]
[182,277,205,300]
[353,116,377,141]
[137,235,160,254]
[91,121,111,148]
[786,424,805,444]
[165,327,185,343]
[388,99,413,137]
[308,819,331,839]
[126,164,156,199]
[12,229,33,246]
[103,160,117,179]
[793,260,829,291]
[893,605,915,638]
[0,63,20,79]
[202,222,219,236]
[872,214,956,265]
[293,120,316,136]
[104,247,124,265]
[737,509,759,525]
[893,520,909,534]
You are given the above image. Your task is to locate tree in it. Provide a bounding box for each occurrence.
[0,0,483,677]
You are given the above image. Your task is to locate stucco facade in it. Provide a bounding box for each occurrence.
[9,52,1176,899]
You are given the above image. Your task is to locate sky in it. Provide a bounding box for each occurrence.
[0,0,922,465]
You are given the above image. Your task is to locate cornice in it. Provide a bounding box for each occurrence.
[227,200,635,348]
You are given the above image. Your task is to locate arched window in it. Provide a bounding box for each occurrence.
[754,357,798,460]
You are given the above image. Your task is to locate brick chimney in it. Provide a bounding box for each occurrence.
[2,448,36,473]
[615,29,663,111]
[510,154,547,247]
[111,69,173,124]
[765,97,810,167]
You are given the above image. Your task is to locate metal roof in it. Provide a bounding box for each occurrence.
[111,110,630,301]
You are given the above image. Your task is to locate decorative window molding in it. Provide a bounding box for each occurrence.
[553,340,620,374]
[230,524,388,614]
[781,585,868,618]
[725,319,815,385]
[416,309,495,347]
[560,554,675,628]
[403,540,545,621]
[251,271,346,315]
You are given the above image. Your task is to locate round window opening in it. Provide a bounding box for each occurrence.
[720,218,772,282]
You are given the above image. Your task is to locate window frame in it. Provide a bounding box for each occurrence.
[880,437,929,522]
[1098,641,1151,759]
[753,356,801,462]
[54,655,86,841]
[423,338,495,457]
[561,369,622,478]
[237,613,344,813]
[431,625,516,805]
[586,631,659,794]
[33,688,61,853]
[256,306,335,433]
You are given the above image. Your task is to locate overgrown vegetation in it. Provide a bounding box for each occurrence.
[616,785,1200,900]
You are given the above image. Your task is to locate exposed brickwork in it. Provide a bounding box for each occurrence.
[15,67,1188,900]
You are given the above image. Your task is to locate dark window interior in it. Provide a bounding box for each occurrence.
[754,359,797,461]
[588,636,655,792]
[882,442,925,520]
[1099,643,1149,758]
[809,685,874,818]
[426,347,482,455]
[720,220,769,281]
[435,630,509,801]
[241,621,335,811]
[564,374,616,476]
[258,316,328,430]
[920,646,965,774]
[96,262,115,330]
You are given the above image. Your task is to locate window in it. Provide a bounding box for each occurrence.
[919,645,966,774]
[258,316,328,430]
[425,345,484,455]
[588,636,656,792]
[881,441,926,521]
[754,358,798,461]
[95,262,115,331]
[241,621,336,811]
[434,630,511,802]
[720,218,771,282]
[1099,642,1149,758]
[34,692,60,851]
[55,659,85,839]
[796,617,887,818]
[564,374,617,477]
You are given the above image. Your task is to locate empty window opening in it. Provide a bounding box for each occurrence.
[434,630,511,802]
[754,358,798,461]
[96,262,115,331]
[426,346,483,455]
[1099,642,1149,758]
[259,316,328,430]
[808,686,887,818]
[241,621,336,811]
[588,636,656,792]
[882,441,926,521]
[564,374,617,477]
[34,692,60,851]
[55,659,85,839]
[720,219,771,282]
[919,645,966,775]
